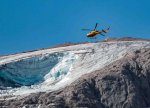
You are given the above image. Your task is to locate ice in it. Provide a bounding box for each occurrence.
[0,52,65,86]
[43,52,77,84]
[0,41,149,97]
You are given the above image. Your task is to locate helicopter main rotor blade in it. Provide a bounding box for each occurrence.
[100,33,105,36]
[81,29,92,31]
[94,23,98,30]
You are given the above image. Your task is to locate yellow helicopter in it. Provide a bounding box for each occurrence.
[82,23,110,38]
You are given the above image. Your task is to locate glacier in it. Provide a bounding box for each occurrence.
[0,41,149,98]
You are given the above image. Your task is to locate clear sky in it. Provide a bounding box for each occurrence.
[0,0,150,55]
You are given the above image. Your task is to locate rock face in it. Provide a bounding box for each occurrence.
[0,48,150,108]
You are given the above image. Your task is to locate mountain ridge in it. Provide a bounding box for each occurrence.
[0,37,149,57]
[0,39,149,108]
[0,48,149,108]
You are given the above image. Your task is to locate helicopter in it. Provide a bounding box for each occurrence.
[82,23,110,38]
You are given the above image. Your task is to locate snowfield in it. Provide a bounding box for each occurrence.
[0,41,150,98]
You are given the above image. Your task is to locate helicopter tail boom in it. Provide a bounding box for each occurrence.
[102,27,110,33]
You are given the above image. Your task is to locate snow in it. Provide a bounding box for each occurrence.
[0,41,149,98]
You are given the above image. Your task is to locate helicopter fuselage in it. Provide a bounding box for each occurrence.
[87,30,100,37]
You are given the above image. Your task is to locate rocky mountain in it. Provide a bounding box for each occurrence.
[0,38,149,108]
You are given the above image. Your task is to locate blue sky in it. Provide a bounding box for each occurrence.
[0,0,150,55]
